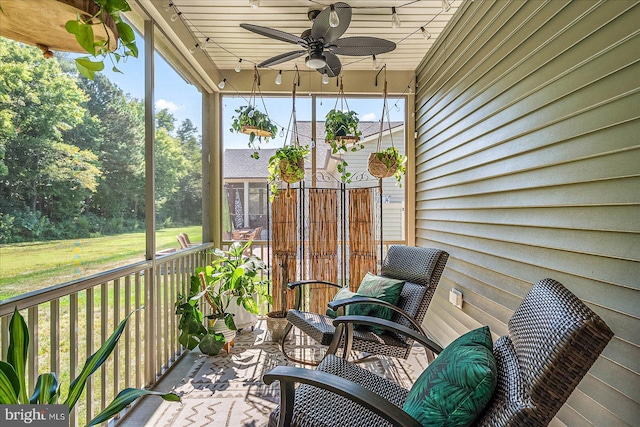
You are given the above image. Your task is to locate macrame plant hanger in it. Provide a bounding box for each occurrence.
[280,79,304,196]
[368,68,398,180]
[241,66,274,138]
[333,77,361,146]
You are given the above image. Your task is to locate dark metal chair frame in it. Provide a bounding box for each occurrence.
[265,278,614,427]
[281,245,449,365]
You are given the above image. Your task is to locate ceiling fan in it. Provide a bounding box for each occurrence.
[240,2,396,77]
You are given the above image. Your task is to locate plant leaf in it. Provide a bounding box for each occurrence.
[7,307,29,404]
[116,22,135,44]
[0,361,20,404]
[65,308,141,411]
[75,57,105,80]
[86,388,180,426]
[30,373,59,404]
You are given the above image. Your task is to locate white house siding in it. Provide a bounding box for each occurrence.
[415,1,639,426]
[338,126,407,241]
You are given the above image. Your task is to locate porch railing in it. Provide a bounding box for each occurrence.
[0,243,217,427]
[0,238,402,426]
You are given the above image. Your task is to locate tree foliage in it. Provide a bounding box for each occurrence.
[0,38,202,243]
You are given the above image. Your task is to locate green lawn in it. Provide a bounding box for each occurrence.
[0,226,202,301]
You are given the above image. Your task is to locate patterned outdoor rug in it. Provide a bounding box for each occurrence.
[128,320,429,427]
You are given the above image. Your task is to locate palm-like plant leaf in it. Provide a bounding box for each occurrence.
[64,307,142,410]
[0,361,20,404]
[30,373,59,404]
[87,388,180,426]
[7,307,29,403]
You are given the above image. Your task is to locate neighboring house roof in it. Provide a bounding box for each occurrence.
[224,147,332,179]
[293,121,404,145]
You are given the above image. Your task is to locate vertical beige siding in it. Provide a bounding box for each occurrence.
[414,0,639,425]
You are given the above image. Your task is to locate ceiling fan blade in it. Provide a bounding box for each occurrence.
[311,2,352,44]
[258,50,307,68]
[329,37,397,56]
[240,23,305,46]
[318,52,341,77]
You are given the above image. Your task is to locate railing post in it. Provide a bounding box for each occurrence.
[145,266,156,386]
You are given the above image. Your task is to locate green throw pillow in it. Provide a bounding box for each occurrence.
[403,326,497,426]
[356,272,405,334]
[326,287,358,318]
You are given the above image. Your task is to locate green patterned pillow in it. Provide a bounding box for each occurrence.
[326,287,368,318]
[403,326,497,426]
[356,272,405,334]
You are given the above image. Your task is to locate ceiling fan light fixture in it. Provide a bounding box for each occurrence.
[305,52,327,69]
[329,4,340,28]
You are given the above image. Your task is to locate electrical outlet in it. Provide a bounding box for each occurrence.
[449,288,463,309]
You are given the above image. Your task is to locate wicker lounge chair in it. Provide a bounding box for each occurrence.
[265,278,614,427]
[282,245,449,364]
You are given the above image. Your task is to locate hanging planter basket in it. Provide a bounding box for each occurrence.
[0,0,118,55]
[241,125,273,138]
[279,158,305,184]
[368,152,397,179]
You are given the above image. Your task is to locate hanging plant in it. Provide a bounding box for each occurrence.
[65,0,139,80]
[230,105,278,159]
[268,80,309,201]
[324,78,364,182]
[229,67,278,159]
[368,146,407,184]
[368,77,407,185]
[268,144,309,201]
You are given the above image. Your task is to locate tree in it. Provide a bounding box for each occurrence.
[0,38,101,234]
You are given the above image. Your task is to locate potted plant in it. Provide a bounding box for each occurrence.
[230,105,278,159]
[175,274,222,354]
[267,144,310,201]
[324,109,363,182]
[65,0,139,80]
[1,307,178,426]
[198,241,271,345]
[368,146,407,184]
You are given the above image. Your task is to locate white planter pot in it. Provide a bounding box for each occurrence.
[209,317,236,345]
[225,295,258,331]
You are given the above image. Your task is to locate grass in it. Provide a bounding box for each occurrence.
[0,225,202,301]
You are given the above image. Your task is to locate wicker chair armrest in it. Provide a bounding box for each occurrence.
[263,366,421,427]
[333,315,444,354]
[328,296,427,335]
[287,280,342,290]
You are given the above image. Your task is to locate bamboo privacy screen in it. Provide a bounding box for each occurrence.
[271,188,298,312]
[348,187,378,292]
[269,182,381,314]
[308,189,339,314]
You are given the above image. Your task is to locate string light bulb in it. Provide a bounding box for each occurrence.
[442,0,452,12]
[420,27,432,40]
[391,7,401,28]
[218,78,226,89]
[329,4,340,28]
[322,72,329,85]
[235,59,243,73]
[170,11,181,22]
[189,43,200,54]
[275,70,282,85]
[407,85,412,94]
[372,55,378,70]
[248,108,255,118]
[249,0,259,9]
[164,2,173,12]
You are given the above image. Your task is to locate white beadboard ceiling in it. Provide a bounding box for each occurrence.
[149,0,460,73]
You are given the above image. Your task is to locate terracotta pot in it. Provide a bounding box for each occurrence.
[266,312,289,342]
